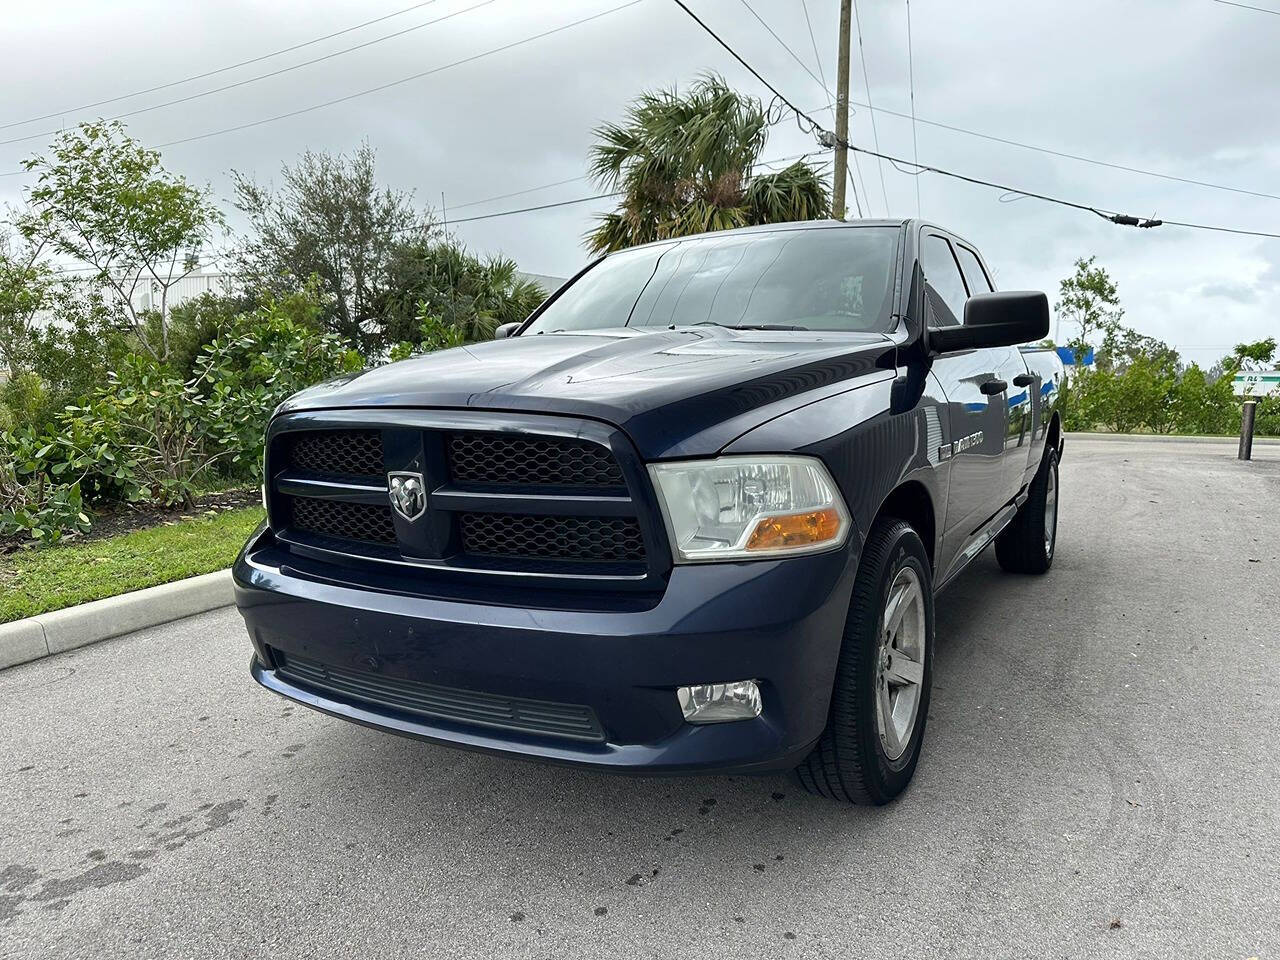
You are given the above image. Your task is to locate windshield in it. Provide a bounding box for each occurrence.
[523,226,900,335]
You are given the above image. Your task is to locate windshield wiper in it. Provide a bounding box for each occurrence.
[687,321,809,331]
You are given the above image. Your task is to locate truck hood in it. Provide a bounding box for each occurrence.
[278,327,897,458]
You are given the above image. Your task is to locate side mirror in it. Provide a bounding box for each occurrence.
[493,322,521,340]
[929,291,1049,354]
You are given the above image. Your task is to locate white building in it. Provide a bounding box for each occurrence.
[130,267,237,313]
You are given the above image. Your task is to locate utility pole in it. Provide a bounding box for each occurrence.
[831,0,853,220]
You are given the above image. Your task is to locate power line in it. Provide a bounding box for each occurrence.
[0,0,498,148]
[11,2,1273,212]
[669,0,826,133]
[904,0,922,217]
[798,0,831,101]
[46,153,822,272]
[736,0,828,96]
[671,0,1280,240]
[838,98,1280,204]
[153,0,646,149]
[448,150,813,214]
[1212,0,1280,15]
[849,141,1280,238]
[0,0,445,132]
[447,174,589,212]
[447,192,621,225]
[734,0,865,215]
[851,0,890,215]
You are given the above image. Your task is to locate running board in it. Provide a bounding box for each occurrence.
[935,502,1020,593]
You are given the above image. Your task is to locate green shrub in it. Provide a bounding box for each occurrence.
[140,290,256,380]
[0,429,92,543]
[192,294,362,481]
[0,283,123,432]
[60,354,214,508]
[389,309,467,362]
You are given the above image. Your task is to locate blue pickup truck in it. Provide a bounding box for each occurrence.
[234,219,1064,804]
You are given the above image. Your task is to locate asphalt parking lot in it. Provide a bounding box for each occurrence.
[2,435,1277,959]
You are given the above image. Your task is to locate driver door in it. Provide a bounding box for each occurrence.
[921,232,1011,563]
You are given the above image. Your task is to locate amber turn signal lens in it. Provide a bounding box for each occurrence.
[745,507,843,551]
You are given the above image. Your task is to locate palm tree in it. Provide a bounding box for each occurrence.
[586,75,830,254]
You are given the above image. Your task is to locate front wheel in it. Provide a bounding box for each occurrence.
[794,518,935,804]
[995,447,1059,575]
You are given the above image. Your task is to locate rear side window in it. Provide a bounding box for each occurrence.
[921,235,968,325]
[954,245,994,296]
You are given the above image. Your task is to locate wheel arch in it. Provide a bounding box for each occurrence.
[1046,411,1063,462]
[872,480,938,572]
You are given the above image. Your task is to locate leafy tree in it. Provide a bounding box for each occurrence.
[1172,363,1236,435]
[586,74,829,253]
[1055,256,1123,364]
[1111,350,1179,433]
[0,279,123,432]
[231,142,433,352]
[0,230,55,376]
[1231,337,1276,371]
[15,121,223,361]
[376,239,546,347]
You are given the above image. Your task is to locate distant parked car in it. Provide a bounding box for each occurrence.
[234,219,1063,803]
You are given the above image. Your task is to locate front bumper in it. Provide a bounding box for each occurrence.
[233,534,857,774]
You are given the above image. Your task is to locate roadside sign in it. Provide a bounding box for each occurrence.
[1232,371,1280,397]
[1055,345,1094,367]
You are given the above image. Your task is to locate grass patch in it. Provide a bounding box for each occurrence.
[0,506,264,623]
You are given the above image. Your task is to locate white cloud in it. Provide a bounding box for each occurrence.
[1,0,1276,368]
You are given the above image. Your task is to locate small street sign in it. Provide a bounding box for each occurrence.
[1232,371,1280,397]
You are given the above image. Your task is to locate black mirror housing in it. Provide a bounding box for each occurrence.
[929,291,1049,354]
[494,322,521,340]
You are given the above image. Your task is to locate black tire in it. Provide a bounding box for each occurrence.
[794,518,935,804]
[995,447,1059,575]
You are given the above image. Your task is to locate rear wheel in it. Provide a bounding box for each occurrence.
[995,447,1059,574]
[794,518,934,804]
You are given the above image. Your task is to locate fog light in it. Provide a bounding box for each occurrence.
[677,680,762,724]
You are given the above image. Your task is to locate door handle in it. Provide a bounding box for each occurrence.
[979,379,1007,395]
[1012,373,1036,387]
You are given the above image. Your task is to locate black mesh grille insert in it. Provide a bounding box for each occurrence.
[290,496,397,545]
[285,430,384,480]
[460,513,644,563]
[274,651,605,742]
[448,433,624,487]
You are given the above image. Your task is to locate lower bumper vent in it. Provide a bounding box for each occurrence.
[273,651,605,743]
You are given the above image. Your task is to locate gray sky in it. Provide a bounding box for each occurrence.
[2,0,1278,366]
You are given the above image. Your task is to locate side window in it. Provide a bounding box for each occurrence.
[921,235,968,326]
[954,245,994,297]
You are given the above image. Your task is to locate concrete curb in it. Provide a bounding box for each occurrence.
[0,569,233,671]
[1067,431,1280,446]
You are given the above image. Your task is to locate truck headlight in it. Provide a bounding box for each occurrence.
[648,456,850,563]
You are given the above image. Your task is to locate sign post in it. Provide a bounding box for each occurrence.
[1232,371,1277,462]
[1239,400,1257,461]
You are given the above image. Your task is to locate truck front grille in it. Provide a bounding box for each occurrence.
[448,433,624,487]
[269,421,659,579]
[290,496,397,546]
[285,429,384,481]
[460,513,645,562]
[274,651,605,742]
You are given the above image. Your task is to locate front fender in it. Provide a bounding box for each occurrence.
[721,376,947,566]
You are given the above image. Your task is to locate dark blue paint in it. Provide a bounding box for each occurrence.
[235,530,855,772]
[235,218,1064,774]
